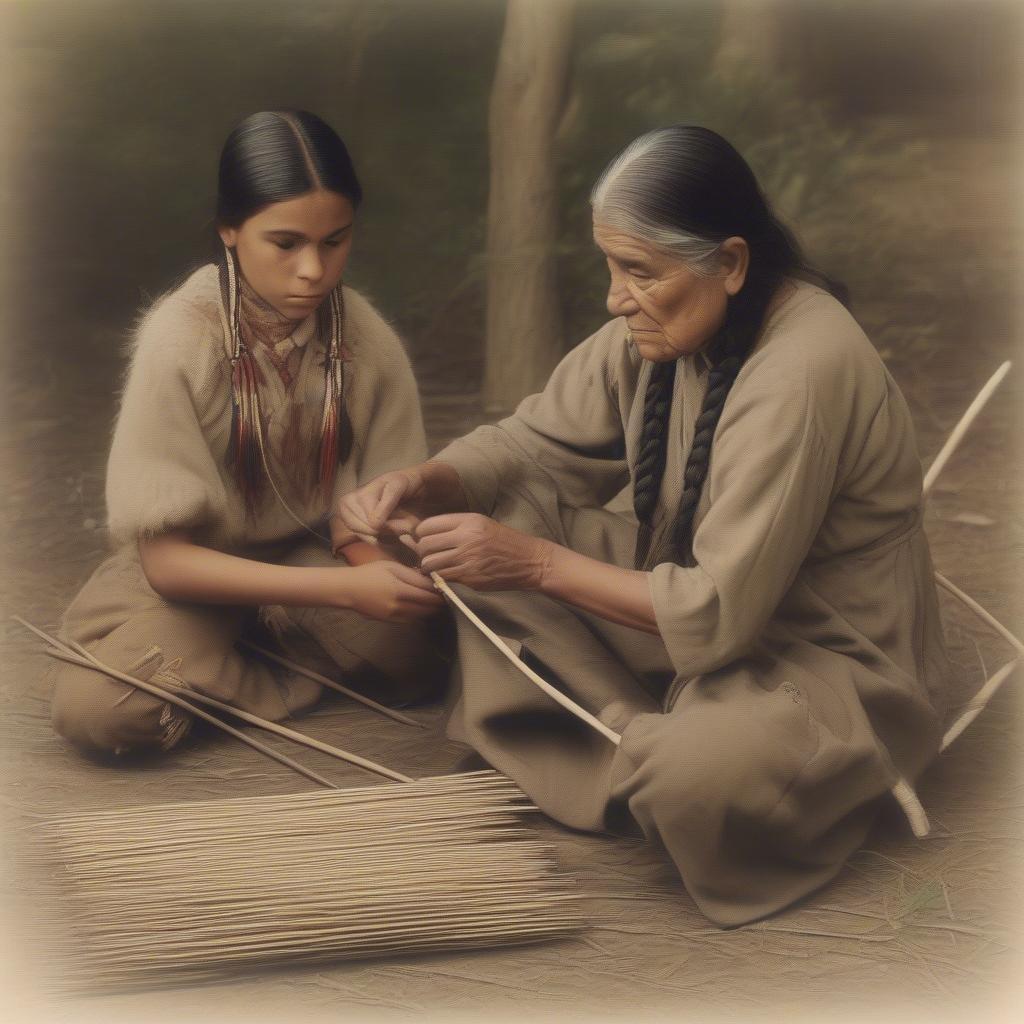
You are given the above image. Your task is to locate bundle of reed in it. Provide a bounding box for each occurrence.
[14,618,587,992]
[41,771,585,991]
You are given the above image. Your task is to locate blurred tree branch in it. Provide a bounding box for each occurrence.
[338,2,394,128]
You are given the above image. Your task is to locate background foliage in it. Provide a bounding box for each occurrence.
[5,0,1021,396]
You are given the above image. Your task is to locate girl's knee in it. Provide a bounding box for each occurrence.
[286,608,452,706]
[50,663,191,757]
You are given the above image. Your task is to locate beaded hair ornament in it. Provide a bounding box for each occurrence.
[217,244,346,519]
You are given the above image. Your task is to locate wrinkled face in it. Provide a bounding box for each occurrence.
[593,220,744,362]
[218,189,355,320]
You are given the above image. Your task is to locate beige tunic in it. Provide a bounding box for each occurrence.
[51,265,444,755]
[433,280,953,924]
[106,264,428,550]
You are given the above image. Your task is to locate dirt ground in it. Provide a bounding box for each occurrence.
[2,155,1023,1024]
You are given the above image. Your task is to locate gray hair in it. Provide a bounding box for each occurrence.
[590,128,723,277]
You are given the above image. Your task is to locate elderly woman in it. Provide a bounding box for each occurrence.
[339,125,953,926]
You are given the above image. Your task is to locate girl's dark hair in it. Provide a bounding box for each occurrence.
[215,110,358,513]
[591,125,846,566]
[216,109,362,227]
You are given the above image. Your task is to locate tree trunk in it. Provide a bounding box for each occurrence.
[339,4,393,128]
[483,0,574,415]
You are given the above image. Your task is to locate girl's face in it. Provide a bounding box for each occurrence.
[593,220,748,362]
[218,190,356,320]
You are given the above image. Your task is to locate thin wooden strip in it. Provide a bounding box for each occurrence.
[60,865,577,900]
[54,807,534,839]
[51,829,541,857]
[73,909,588,945]
[47,808,535,847]
[72,923,586,966]
[50,778,525,819]
[52,858,579,899]
[55,841,552,877]
[66,925,584,985]
[922,360,1011,496]
[429,573,622,745]
[941,658,1020,749]
[63,894,585,929]
[49,642,414,784]
[54,903,582,954]
[52,852,564,889]
[14,618,337,790]
[239,639,424,728]
[934,574,1024,658]
[54,850,561,887]
[72,909,585,955]
[41,770,521,825]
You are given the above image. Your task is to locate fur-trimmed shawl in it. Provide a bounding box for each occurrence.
[105,265,427,551]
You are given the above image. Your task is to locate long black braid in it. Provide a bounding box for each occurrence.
[671,222,846,563]
[672,351,742,561]
[632,358,678,566]
[669,294,774,563]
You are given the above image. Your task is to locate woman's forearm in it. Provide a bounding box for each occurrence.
[536,541,660,635]
[139,532,345,608]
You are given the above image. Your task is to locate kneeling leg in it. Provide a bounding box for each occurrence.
[51,603,314,758]
[608,672,894,926]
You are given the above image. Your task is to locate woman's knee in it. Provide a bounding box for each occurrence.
[50,659,192,757]
[618,691,819,834]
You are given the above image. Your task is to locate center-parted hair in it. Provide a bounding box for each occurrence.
[591,125,847,566]
[215,110,361,512]
[217,110,362,227]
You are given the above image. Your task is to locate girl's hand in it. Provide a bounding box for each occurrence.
[333,561,445,622]
[336,468,426,540]
[411,514,553,592]
[336,462,469,541]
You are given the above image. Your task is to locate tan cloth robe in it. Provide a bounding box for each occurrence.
[433,281,953,926]
[51,265,444,755]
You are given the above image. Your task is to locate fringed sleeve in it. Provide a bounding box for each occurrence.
[105,277,233,547]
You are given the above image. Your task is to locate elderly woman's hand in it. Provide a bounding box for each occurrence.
[411,513,553,591]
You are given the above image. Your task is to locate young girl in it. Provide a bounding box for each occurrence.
[50,110,446,757]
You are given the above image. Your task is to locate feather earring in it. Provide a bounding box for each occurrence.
[219,244,267,513]
[315,287,346,504]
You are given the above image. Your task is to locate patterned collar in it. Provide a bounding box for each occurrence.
[238,274,313,350]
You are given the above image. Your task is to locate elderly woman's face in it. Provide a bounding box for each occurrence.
[593,221,747,362]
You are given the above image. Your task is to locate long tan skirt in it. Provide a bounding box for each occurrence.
[443,485,937,927]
